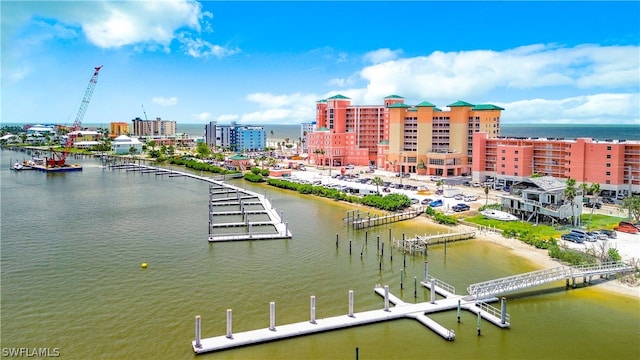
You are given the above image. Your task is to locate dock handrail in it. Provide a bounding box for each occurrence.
[474,301,510,324]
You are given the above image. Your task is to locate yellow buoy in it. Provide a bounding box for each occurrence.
[141,262,148,269]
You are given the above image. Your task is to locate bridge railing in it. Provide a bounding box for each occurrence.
[426,276,456,295]
[475,301,510,323]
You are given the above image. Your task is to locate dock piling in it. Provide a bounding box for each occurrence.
[424,261,429,282]
[477,311,482,336]
[348,290,355,317]
[310,296,316,324]
[269,302,276,331]
[457,299,461,322]
[400,268,404,290]
[195,315,201,348]
[414,276,417,298]
[384,285,390,311]
[226,309,233,339]
[430,278,436,304]
[500,297,507,325]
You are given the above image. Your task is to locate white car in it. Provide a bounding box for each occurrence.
[464,195,477,202]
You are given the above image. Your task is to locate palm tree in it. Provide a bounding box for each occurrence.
[588,182,601,228]
[372,176,384,194]
[564,178,578,226]
[484,184,490,206]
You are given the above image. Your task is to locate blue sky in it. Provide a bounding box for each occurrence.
[2,1,639,125]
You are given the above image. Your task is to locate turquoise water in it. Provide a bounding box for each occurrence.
[1,149,639,359]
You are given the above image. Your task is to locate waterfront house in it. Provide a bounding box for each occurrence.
[111,135,143,155]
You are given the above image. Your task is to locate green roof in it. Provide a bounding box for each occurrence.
[384,95,404,99]
[416,101,436,107]
[387,103,410,108]
[434,107,442,111]
[326,94,350,100]
[316,99,327,103]
[447,100,474,107]
[316,127,330,131]
[378,140,389,145]
[229,154,249,160]
[472,104,505,111]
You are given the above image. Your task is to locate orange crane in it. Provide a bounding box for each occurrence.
[48,65,103,167]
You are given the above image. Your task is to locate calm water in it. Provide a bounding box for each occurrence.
[1,149,639,359]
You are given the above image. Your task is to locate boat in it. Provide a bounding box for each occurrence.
[12,162,23,171]
[480,209,518,221]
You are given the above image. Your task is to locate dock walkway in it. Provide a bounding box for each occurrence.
[109,163,292,241]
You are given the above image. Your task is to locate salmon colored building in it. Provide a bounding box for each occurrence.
[109,122,130,138]
[306,95,504,176]
[472,133,640,196]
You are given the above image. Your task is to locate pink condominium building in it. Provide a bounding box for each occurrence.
[472,133,640,196]
[306,94,503,177]
[305,94,638,196]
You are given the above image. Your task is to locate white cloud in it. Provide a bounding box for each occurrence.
[152,97,178,106]
[350,44,639,105]
[240,92,318,124]
[216,114,240,122]
[363,48,402,64]
[192,112,212,121]
[6,0,238,58]
[499,93,640,124]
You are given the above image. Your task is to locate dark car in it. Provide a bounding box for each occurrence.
[597,229,617,238]
[421,198,433,205]
[561,233,584,243]
[584,202,601,209]
[452,203,470,212]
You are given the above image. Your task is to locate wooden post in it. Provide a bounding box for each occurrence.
[195,315,201,348]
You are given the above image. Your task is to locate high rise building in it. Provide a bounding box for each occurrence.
[131,117,176,137]
[205,121,265,152]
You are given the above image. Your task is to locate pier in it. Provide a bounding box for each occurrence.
[109,163,292,241]
[393,231,476,254]
[344,208,423,229]
[191,262,509,355]
[191,260,635,354]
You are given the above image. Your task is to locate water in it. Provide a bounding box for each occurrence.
[5,123,637,141]
[1,149,639,359]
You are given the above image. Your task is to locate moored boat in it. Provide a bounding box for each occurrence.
[480,209,518,221]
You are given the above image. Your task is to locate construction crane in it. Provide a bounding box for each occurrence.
[48,65,103,167]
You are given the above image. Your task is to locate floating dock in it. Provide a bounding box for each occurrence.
[393,231,476,254]
[192,262,511,355]
[108,163,292,241]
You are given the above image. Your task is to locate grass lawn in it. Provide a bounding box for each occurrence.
[465,213,626,238]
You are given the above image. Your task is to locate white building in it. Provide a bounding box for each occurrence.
[111,135,143,155]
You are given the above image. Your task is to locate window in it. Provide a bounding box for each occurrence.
[607,146,611,150]
[606,154,611,159]
[606,163,611,168]
[606,171,611,176]
[514,165,519,169]
[515,158,519,162]
[515,150,519,154]
[501,149,506,153]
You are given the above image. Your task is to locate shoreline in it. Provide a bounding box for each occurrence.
[411,215,640,299]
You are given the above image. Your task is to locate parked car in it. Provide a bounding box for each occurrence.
[588,231,608,241]
[614,221,639,234]
[569,229,596,242]
[452,203,470,212]
[464,195,477,202]
[410,198,419,204]
[597,229,617,239]
[601,197,615,204]
[435,189,443,195]
[429,199,443,207]
[584,202,601,209]
[561,233,585,243]
[421,198,433,205]
[454,194,464,201]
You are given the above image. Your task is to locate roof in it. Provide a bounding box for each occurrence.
[416,101,436,107]
[447,100,474,107]
[384,95,404,99]
[472,104,505,111]
[229,154,249,160]
[326,94,350,100]
[315,127,330,132]
[528,176,566,192]
[387,103,410,108]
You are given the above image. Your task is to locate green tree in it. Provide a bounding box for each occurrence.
[620,195,640,222]
[129,146,138,156]
[372,176,384,194]
[587,183,601,228]
[484,184,490,206]
[564,178,578,226]
[196,142,211,158]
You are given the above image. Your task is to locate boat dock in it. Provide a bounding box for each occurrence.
[109,163,292,241]
[393,231,476,254]
[344,208,423,229]
[192,262,510,355]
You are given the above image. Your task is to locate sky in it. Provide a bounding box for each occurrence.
[2,1,639,126]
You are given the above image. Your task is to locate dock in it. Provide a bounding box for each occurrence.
[344,208,423,229]
[192,262,511,355]
[393,231,476,254]
[108,163,292,241]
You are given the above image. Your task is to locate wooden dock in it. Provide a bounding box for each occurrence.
[344,208,424,229]
[393,231,476,254]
